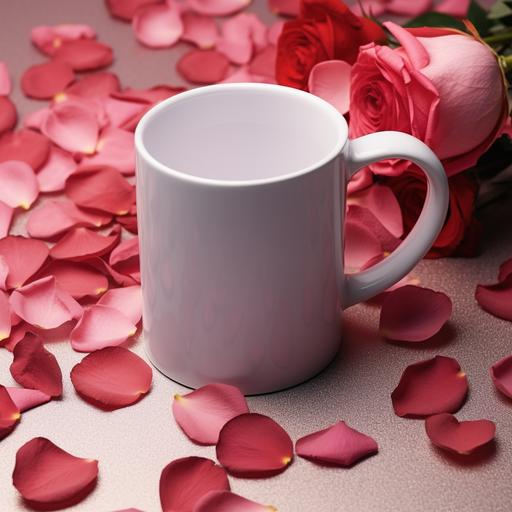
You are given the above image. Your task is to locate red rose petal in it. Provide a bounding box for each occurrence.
[268,0,299,16]
[10,335,63,397]
[177,50,230,84]
[71,346,152,409]
[181,11,219,49]
[475,274,512,321]
[216,413,293,477]
[102,98,146,128]
[21,61,75,100]
[132,3,183,48]
[97,285,142,324]
[36,146,77,193]
[248,45,276,79]
[109,238,140,283]
[0,201,13,238]
[31,24,96,56]
[0,290,11,341]
[65,71,121,99]
[0,384,20,439]
[5,387,51,412]
[106,0,162,21]
[344,220,383,273]
[112,84,185,103]
[391,355,468,418]
[0,129,50,170]
[160,456,230,512]
[498,258,512,282]
[50,227,119,261]
[0,235,49,289]
[0,160,39,209]
[380,285,452,342]
[0,256,8,290]
[0,97,17,135]
[490,354,512,399]
[66,166,135,215]
[0,61,11,95]
[9,276,82,330]
[116,213,138,233]
[2,324,37,352]
[12,437,98,505]
[295,421,378,467]
[70,304,136,352]
[195,490,272,512]
[173,383,249,445]
[87,256,139,287]
[53,39,114,71]
[188,0,252,16]
[425,413,495,455]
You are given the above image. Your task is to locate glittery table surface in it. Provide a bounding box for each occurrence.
[1,1,512,511]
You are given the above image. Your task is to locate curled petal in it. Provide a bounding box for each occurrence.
[0,290,11,341]
[173,383,249,445]
[87,257,138,287]
[5,387,51,412]
[53,39,114,71]
[216,413,293,477]
[0,97,17,135]
[295,421,378,467]
[0,129,50,170]
[106,0,162,20]
[36,146,77,193]
[97,285,142,324]
[0,160,39,209]
[50,227,119,261]
[13,437,98,505]
[195,491,272,512]
[490,354,512,399]
[10,336,63,397]
[475,274,512,321]
[267,0,299,16]
[65,71,121,99]
[132,4,183,48]
[71,346,152,409]
[160,457,230,512]
[308,60,351,115]
[392,355,468,418]
[344,220,382,273]
[31,24,96,56]
[188,0,252,16]
[21,61,75,100]
[181,12,219,49]
[109,236,140,283]
[70,304,136,352]
[0,61,11,95]
[425,413,495,455]
[177,50,230,84]
[0,385,20,439]
[116,214,138,233]
[0,201,13,238]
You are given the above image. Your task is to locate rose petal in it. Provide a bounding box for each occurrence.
[2,324,37,352]
[10,336,62,397]
[109,236,139,267]
[5,387,51,412]
[490,354,512,399]
[116,214,138,233]
[21,61,75,100]
[13,437,98,505]
[9,276,82,330]
[181,11,219,49]
[344,220,383,273]
[173,383,249,445]
[0,290,11,341]
[0,97,17,135]
[267,20,284,45]
[160,457,230,512]
[102,98,146,128]
[0,160,39,209]
[50,227,119,261]
[268,0,299,16]
[195,491,272,512]
[216,413,293,477]
[0,201,13,238]
[87,257,138,287]
[0,61,11,95]
[425,413,495,455]
[70,304,136,352]
[380,285,452,342]
[36,146,77,193]
[248,45,276,79]
[112,84,184,103]
[65,71,121,99]
[97,285,142,324]
[71,346,152,409]
[66,166,135,214]
[0,129,50,170]
[436,0,470,17]
[475,274,512,321]
[0,235,49,289]
[0,385,20,439]
[31,24,96,56]
[53,39,114,71]
[391,355,468,418]
[308,60,351,115]
[188,0,252,16]
[106,0,162,21]
[0,255,8,290]
[132,3,183,48]
[498,258,512,282]
[177,50,230,84]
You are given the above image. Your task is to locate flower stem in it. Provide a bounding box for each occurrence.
[500,54,512,73]
[484,29,512,45]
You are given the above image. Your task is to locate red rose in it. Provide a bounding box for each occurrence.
[388,171,481,258]
[276,0,385,90]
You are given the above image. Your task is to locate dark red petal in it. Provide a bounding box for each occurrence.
[65,71,120,99]
[295,421,378,467]
[0,129,50,170]
[71,346,152,410]
[195,490,272,512]
[475,274,512,321]
[216,413,293,477]
[21,61,75,100]
[116,214,138,233]
[12,437,98,505]
[425,413,496,455]
[0,235,49,289]
[53,39,114,71]
[177,50,230,84]
[0,384,20,439]
[106,0,162,21]
[498,258,512,282]
[50,227,119,261]
[490,354,512,399]
[0,97,17,135]
[391,356,468,418]
[66,166,135,215]
[160,457,230,512]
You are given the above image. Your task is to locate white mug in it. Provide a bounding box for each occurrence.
[135,83,448,394]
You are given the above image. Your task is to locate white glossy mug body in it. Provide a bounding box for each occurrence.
[135,83,448,394]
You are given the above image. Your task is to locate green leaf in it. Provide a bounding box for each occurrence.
[404,12,465,31]
[468,0,494,36]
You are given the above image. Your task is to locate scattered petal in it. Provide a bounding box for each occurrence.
[425,413,495,455]
[87,256,139,287]
[106,0,162,21]
[0,97,17,135]
[50,227,119,261]
[109,236,140,282]
[0,385,20,439]
[0,201,13,238]
[0,129,50,170]
[97,285,142,324]
[13,437,98,505]
[0,290,11,341]
[181,12,219,49]
[475,274,512,321]
[0,61,11,95]
[188,0,252,16]
[498,258,512,282]
[21,61,75,100]
[160,457,230,512]
[31,24,96,56]
[436,0,470,17]
[177,50,230,84]
[53,39,114,71]
[6,387,51,412]
[2,324,37,352]
[391,356,468,418]
[308,60,351,114]
[344,220,382,273]
[36,146,77,193]
[0,160,39,209]
[490,354,512,399]
[248,45,276,79]
[173,383,249,445]
[216,413,293,477]
[116,213,138,233]
[65,71,120,99]
[102,98,146,128]
[195,490,272,512]
[268,0,299,16]
[0,256,8,290]
[132,3,183,48]
[71,346,152,409]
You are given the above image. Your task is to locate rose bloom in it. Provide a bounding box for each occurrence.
[349,22,509,177]
[276,0,384,90]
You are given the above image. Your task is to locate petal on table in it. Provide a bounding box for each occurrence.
[181,11,219,49]
[216,413,293,477]
[498,258,512,282]
[308,60,351,115]
[195,490,273,512]
[0,61,11,95]
[0,255,8,290]
[71,346,152,409]
[65,71,121,99]
[0,385,20,439]
[97,285,142,324]
[391,355,468,418]
[435,0,470,17]
[177,50,230,84]
[102,98,145,129]
[490,354,512,399]
[0,160,39,209]
[106,0,162,21]
[0,96,17,135]
[0,290,11,341]
[187,0,252,16]
[475,274,512,321]
[50,227,119,261]
[267,0,299,16]
[6,387,51,412]
[21,61,75,100]
[31,24,96,56]
[109,236,139,267]
[36,146,77,193]
[173,383,249,445]
[160,457,230,512]
[87,257,139,287]
[132,3,183,48]
[0,201,13,238]
[53,39,114,71]
[0,129,50,170]
[344,220,383,273]
[248,45,276,79]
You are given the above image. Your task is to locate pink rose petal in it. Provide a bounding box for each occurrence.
[21,61,75,100]
[216,413,293,477]
[106,0,162,21]
[31,24,96,56]
[187,0,252,16]
[53,39,114,71]
[436,0,470,17]
[50,227,120,261]
[112,85,185,103]
[0,160,39,209]
[490,354,512,399]
[0,255,8,290]
[0,61,11,95]
[177,50,230,84]
[160,457,230,512]
[87,257,139,287]
[97,285,142,324]
[248,45,276,79]
[173,383,249,445]
[386,0,432,16]
[5,387,51,412]
[0,290,11,341]
[195,491,272,512]
[0,201,13,238]
[267,20,284,45]
[0,384,20,439]
[181,11,219,49]
[0,129,50,170]
[132,3,183,48]
[36,146,77,193]
[102,98,146,128]
[308,60,351,115]
[344,220,383,273]
[268,0,299,16]
[0,97,17,135]
[65,72,121,99]
[109,236,140,283]
[475,274,512,321]
[392,356,468,418]
[116,213,138,233]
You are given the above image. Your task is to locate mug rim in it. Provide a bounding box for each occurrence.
[134,83,348,188]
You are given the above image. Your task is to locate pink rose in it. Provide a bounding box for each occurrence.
[349,22,509,176]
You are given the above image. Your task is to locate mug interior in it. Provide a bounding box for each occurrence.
[137,84,347,183]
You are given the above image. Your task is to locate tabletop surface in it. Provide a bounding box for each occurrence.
[0,1,511,511]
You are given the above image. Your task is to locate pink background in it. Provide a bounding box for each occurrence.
[0,1,511,510]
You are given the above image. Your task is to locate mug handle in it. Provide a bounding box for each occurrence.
[342,131,449,308]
